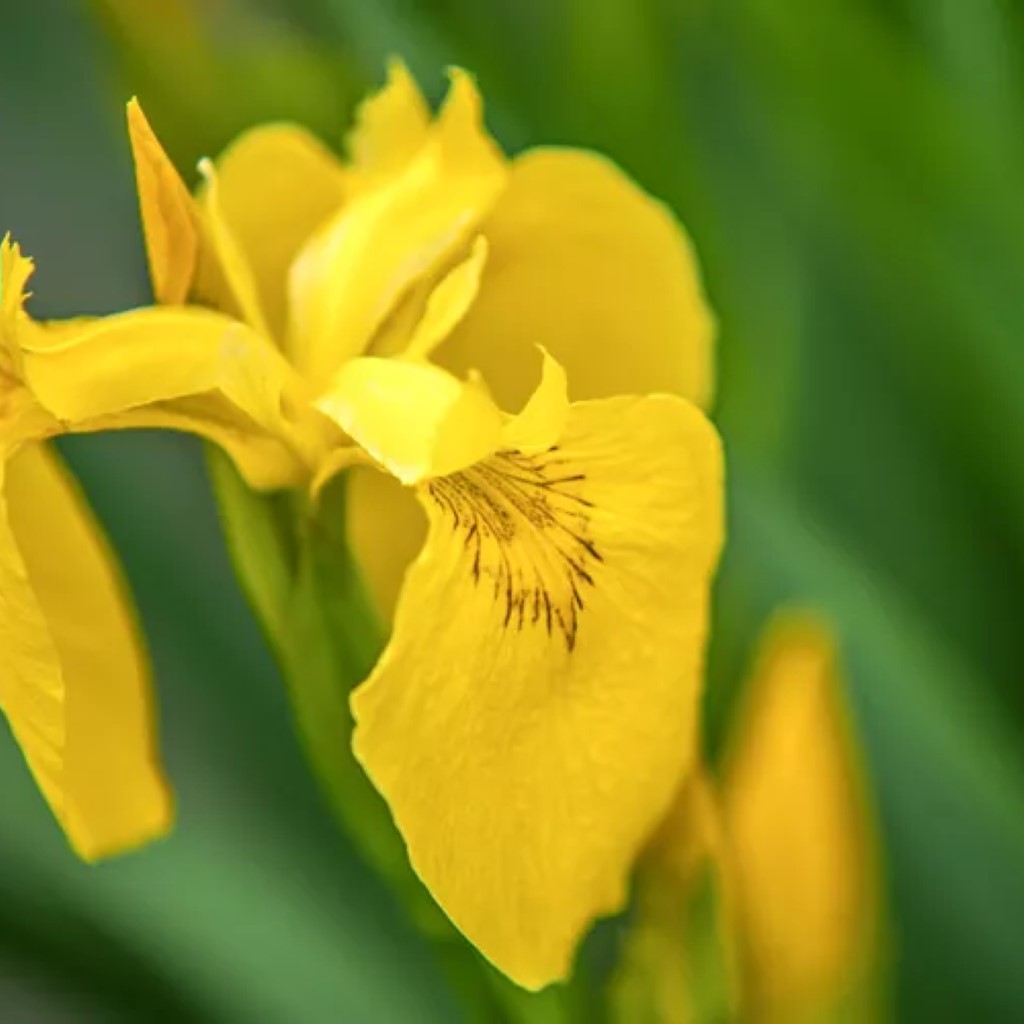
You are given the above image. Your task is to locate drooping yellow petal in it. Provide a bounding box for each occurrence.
[206,124,347,341]
[1,443,172,859]
[21,308,311,490]
[315,356,504,485]
[288,69,506,387]
[126,98,199,305]
[438,148,715,410]
[351,393,724,988]
[0,449,65,830]
[722,614,881,1020]
[346,58,430,182]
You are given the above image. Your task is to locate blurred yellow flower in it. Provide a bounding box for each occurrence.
[615,614,885,1022]
[0,236,172,860]
[27,63,720,987]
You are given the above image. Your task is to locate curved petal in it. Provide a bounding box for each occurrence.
[501,348,568,452]
[403,235,488,360]
[127,100,267,330]
[351,394,724,988]
[288,70,507,387]
[315,356,504,485]
[21,309,312,490]
[439,148,716,410]
[127,99,199,305]
[2,443,172,859]
[722,614,881,1018]
[195,160,272,339]
[348,345,565,622]
[1,234,34,352]
[346,58,430,183]
[205,125,347,341]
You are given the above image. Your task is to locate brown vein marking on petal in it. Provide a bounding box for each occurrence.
[427,447,602,651]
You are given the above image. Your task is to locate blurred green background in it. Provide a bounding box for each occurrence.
[2,0,1024,1020]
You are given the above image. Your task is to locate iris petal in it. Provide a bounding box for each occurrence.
[351,393,723,987]
[1,443,172,859]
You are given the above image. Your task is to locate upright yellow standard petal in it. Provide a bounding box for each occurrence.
[1,234,34,340]
[439,148,715,410]
[287,70,506,386]
[126,98,199,305]
[195,159,273,339]
[207,124,347,340]
[351,393,724,988]
[21,308,311,489]
[346,58,431,182]
[1,443,172,859]
[722,614,882,1020]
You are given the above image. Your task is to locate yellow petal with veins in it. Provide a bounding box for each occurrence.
[351,393,724,988]
[207,124,347,341]
[288,70,506,387]
[21,308,309,490]
[1,443,172,859]
[722,614,882,1020]
[316,356,504,485]
[439,148,715,410]
[351,146,715,620]
[126,99,199,305]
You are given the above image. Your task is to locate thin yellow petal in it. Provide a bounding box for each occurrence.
[126,98,199,305]
[722,614,881,1019]
[207,124,347,341]
[501,347,568,453]
[3,444,172,859]
[346,57,430,181]
[403,235,488,360]
[196,159,272,339]
[1,234,34,336]
[288,69,506,387]
[351,394,724,988]
[21,309,311,489]
[439,148,715,410]
[315,356,504,485]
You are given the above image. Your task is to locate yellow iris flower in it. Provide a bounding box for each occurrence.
[16,63,722,987]
[0,237,172,860]
[616,614,884,1022]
